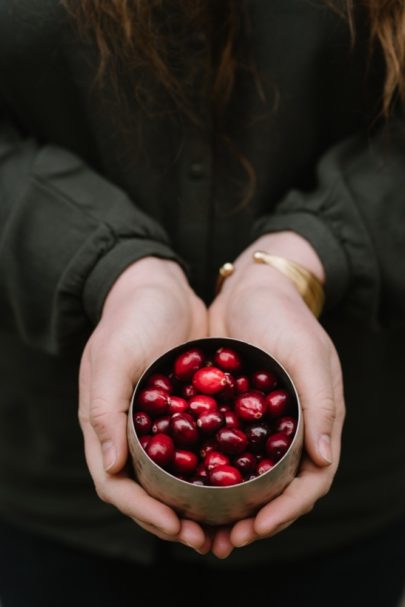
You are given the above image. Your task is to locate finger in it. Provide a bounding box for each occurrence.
[250,457,335,537]
[136,519,210,554]
[177,519,210,552]
[210,527,234,559]
[88,344,141,473]
[83,417,181,537]
[292,345,336,467]
[228,518,256,548]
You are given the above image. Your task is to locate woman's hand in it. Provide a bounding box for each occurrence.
[78,257,210,553]
[208,232,345,558]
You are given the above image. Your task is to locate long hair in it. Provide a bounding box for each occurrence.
[62,1,405,200]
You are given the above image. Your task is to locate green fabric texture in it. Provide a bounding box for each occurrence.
[0,0,404,565]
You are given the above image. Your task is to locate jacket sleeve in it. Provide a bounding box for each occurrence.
[0,114,183,354]
[253,112,405,329]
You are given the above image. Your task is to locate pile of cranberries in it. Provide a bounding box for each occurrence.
[133,345,297,487]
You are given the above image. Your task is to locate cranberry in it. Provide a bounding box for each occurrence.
[133,411,152,435]
[139,435,151,450]
[245,423,270,453]
[137,388,168,417]
[167,395,188,415]
[275,416,297,438]
[192,367,227,395]
[256,458,276,475]
[151,416,170,434]
[209,465,243,486]
[235,375,250,394]
[174,348,204,381]
[219,404,231,413]
[197,411,225,434]
[216,427,248,455]
[188,394,217,416]
[266,389,290,418]
[213,347,242,372]
[199,439,218,459]
[220,372,236,400]
[265,432,291,461]
[251,370,277,392]
[170,413,199,447]
[146,434,175,468]
[235,391,266,421]
[147,373,173,394]
[182,384,197,399]
[204,451,230,471]
[224,410,240,427]
[173,450,198,475]
[195,463,209,480]
[234,452,256,474]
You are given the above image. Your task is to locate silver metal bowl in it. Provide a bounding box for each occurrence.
[127,337,303,525]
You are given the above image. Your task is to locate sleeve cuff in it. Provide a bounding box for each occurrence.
[252,212,350,310]
[83,238,186,324]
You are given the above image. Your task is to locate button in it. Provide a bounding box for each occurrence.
[189,162,205,179]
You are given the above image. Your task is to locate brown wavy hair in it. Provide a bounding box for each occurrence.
[62,0,405,199]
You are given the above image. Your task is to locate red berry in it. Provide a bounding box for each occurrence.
[266,389,290,418]
[146,434,175,468]
[191,478,206,486]
[199,439,218,459]
[134,411,152,435]
[209,465,243,486]
[235,375,250,394]
[188,394,217,416]
[256,458,276,475]
[265,432,291,461]
[173,450,198,475]
[213,347,242,372]
[197,411,225,434]
[192,367,227,395]
[204,451,230,471]
[174,348,204,381]
[251,370,277,392]
[170,413,199,447]
[195,463,209,480]
[147,373,173,394]
[167,396,188,415]
[275,416,297,438]
[234,452,256,474]
[182,384,197,399]
[137,388,168,417]
[151,415,170,434]
[139,435,151,450]
[220,372,236,400]
[245,423,270,453]
[224,410,240,428]
[216,427,248,455]
[235,391,266,421]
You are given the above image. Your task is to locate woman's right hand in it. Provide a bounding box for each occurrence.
[78,257,211,553]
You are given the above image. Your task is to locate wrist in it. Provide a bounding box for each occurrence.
[102,257,188,315]
[237,231,325,284]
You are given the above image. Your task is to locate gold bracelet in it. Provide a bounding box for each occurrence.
[216,250,325,318]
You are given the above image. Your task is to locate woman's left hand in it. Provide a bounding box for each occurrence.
[207,233,346,558]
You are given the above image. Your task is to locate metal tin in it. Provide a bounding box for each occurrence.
[127,337,303,525]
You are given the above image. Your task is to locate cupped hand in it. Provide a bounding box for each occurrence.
[208,233,345,558]
[78,257,210,553]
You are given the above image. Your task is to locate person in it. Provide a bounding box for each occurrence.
[0,1,404,605]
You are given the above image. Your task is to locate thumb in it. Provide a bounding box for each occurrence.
[294,356,335,467]
[303,392,335,467]
[89,352,135,474]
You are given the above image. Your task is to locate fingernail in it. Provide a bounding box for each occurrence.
[318,434,332,464]
[102,441,116,471]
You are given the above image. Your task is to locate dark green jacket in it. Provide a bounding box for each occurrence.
[0,0,404,566]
